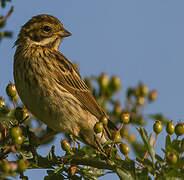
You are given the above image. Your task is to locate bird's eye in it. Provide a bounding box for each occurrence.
[42,25,52,32]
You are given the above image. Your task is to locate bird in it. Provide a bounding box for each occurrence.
[13,14,115,148]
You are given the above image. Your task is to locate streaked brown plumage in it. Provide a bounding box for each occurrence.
[14,14,113,147]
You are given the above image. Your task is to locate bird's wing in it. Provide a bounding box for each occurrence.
[53,51,106,120]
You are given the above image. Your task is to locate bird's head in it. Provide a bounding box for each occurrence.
[15,14,71,50]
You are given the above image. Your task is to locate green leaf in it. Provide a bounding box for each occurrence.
[44,170,64,180]
[20,150,33,160]
[54,166,64,174]
[136,128,155,166]
[80,166,104,179]
[116,167,134,180]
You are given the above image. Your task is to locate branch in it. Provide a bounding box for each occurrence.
[0,6,14,24]
[65,157,116,171]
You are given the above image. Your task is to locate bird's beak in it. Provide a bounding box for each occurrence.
[58,28,72,38]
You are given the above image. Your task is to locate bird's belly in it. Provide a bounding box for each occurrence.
[16,78,97,136]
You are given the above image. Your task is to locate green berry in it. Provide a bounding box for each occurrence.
[100,116,108,126]
[137,97,145,106]
[166,152,177,164]
[0,97,10,114]
[140,84,149,97]
[120,111,130,123]
[6,83,17,98]
[2,162,11,173]
[153,121,162,134]
[135,84,148,97]
[113,131,122,143]
[166,121,175,135]
[175,122,184,136]
[18,159,28,172]
[99,73,109,90]
[113,102,122,116]
[14,135,24,145]
[0,97,5,108]
[109,75,121,92]
[61,139,71,152]
[148,90,158,102]
[11,126,22,138]
[120,142,130,155]
[94,122,103,133]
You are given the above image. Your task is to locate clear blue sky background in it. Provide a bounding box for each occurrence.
[0,0,184,179]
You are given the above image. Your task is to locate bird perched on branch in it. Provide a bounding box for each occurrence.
[13,14,115,148]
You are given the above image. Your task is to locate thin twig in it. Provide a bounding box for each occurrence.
[64,157,116,171]
[109,122,124,156]
[0,6,14,24]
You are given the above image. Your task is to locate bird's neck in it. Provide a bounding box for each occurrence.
[15,36,62,51]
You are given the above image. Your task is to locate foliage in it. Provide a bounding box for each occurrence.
[0,3,184,180]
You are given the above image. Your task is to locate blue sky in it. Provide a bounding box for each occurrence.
[0,0,184,179]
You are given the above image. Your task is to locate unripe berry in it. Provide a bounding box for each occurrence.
[61,139,71,152]
[153,121,162,134]
[112,131,122,143]
[11,126,22,138]
[100,116,108,126]
[120,111,130,123]
[99,73,109,90]
[14,135,24,145]
[110,75,121,92]
[135,84,148,97]
[0,97,5,108]
[148,90,158,102]
[113,102,122,116]
[166,152,177,165]
[94,122,103,133]
[120,142,130,155]
[6,82,17,98]
[140,84,149,97]
[18,159,28,172]
[137,97,145,106]
[166,121,175,135]
[0,97,10,114]
[175,122,184,136]
[2,161,11,173]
